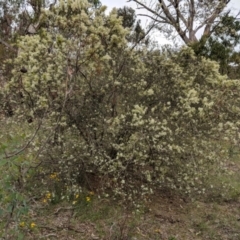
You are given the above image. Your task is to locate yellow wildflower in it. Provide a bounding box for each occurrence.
[30,222,36,228]
[72,200,77,205]
[50,172,58,179]
[89,191,94,196]
[50,172,60,180]
[42,198,47,203]
[75,194,79,199]
[86,197,91,202]
[46,192,51,199]
[19,222,25,227]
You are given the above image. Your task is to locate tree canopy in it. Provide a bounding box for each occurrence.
[129,0,231,45]
[192,12,240,76]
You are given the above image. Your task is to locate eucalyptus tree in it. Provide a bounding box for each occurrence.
[128,0,240,77]
[129,0,231,45]
[192,13,240,76]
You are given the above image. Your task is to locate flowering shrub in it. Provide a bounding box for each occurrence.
[3,0,240,200]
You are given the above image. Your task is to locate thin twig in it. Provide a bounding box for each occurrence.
[0,38,18,53]
[3,119,42,159]
[40,233,58,239]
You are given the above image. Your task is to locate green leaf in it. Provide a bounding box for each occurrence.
[17,232,25,240]
[0,159,8,167]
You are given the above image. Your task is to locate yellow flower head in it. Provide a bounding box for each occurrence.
[30,222,36,228]
[46,192,51,199]
[89,191,94,196]
[75,194,79,199]
[50,172,59,180]
[19,222,25,227]
[86,196,91,202]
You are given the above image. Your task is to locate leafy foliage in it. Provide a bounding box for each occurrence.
[117,6,148,46]
[88,0,102,8]
[191,13,240,77]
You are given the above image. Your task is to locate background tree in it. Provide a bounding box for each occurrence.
[129,0,240,78]
[0,0,49,46]
[129,0,230,45]
[0,0,25,73]
[88,0,102,8]
[117,6,148,46]
[0,0,53,69]
[0,0,51,117]
[192,13,240,77]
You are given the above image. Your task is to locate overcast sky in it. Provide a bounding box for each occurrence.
[100,0,240,45]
